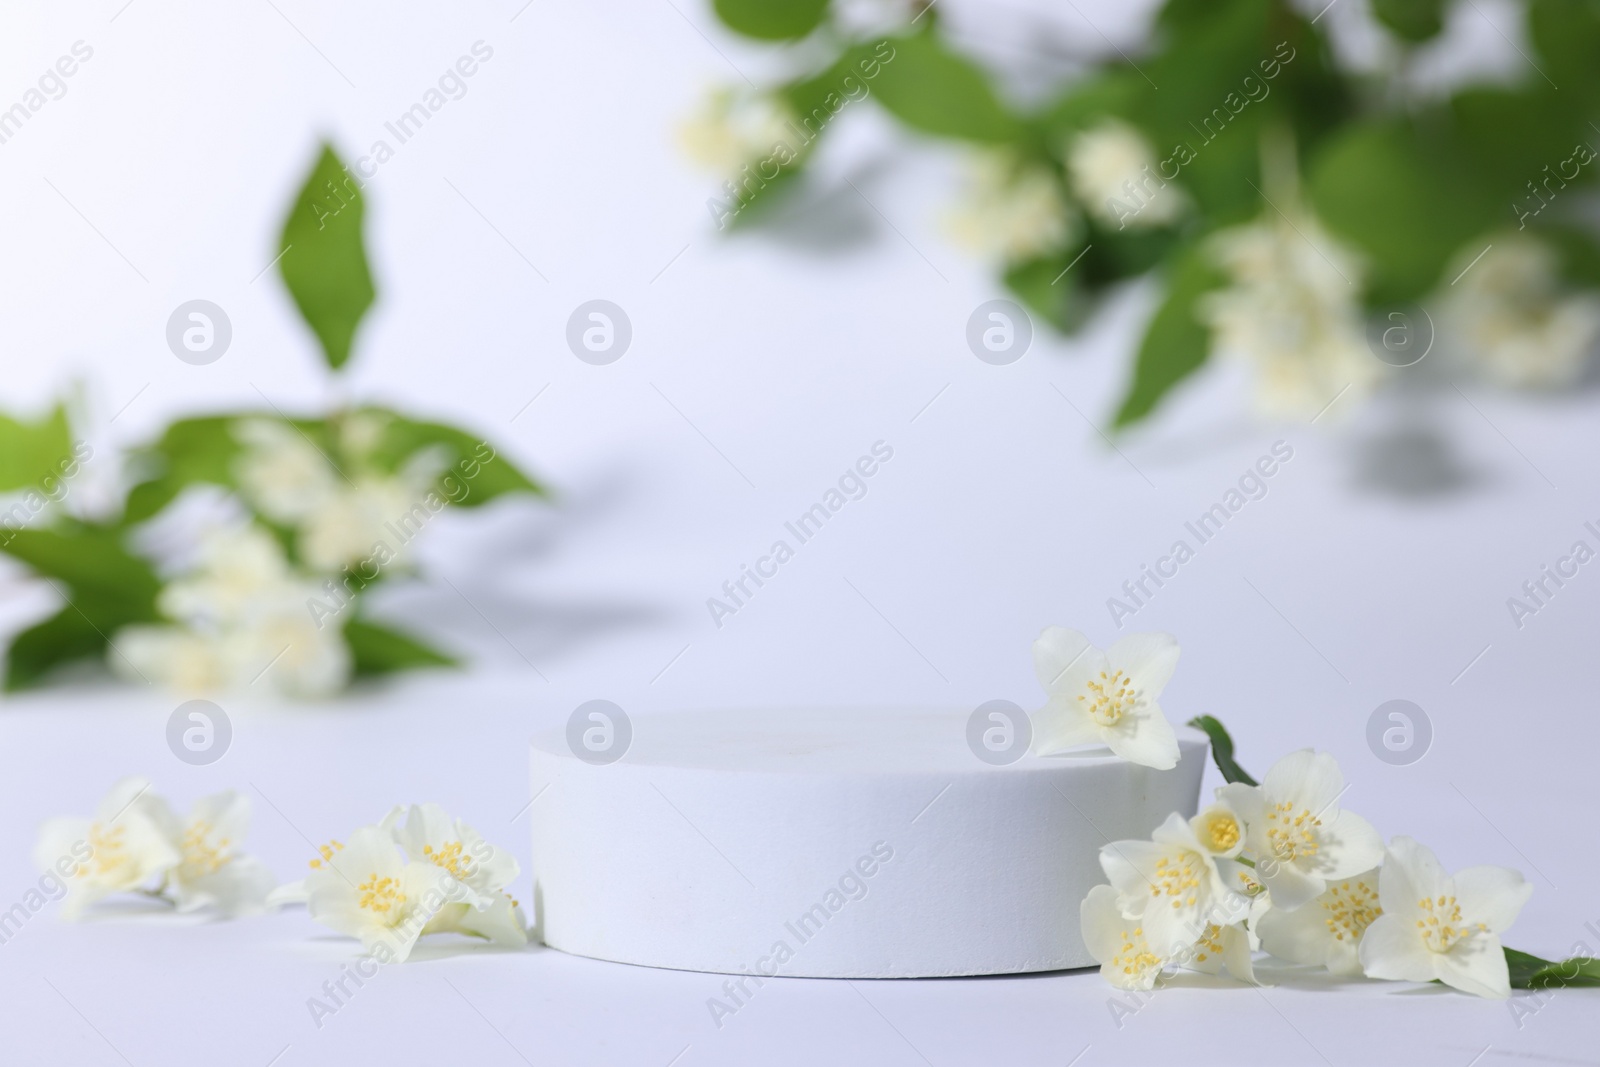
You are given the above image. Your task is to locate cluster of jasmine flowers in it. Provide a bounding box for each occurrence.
[37,782,524,961]
[269,802,528,961]
[34,778,275,919]
[114,414,445,698]
[1032,627,1533,999]
[684,87,1599,418]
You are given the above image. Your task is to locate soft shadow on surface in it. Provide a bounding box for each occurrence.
[299,933,543,962]
[743,158,895,256]
[371,465,666,667]
[1350,420,1488,498]
[1250,958,1381,992]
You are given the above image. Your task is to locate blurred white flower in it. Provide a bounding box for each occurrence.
[946,150,1077,263]
[34,779,272,920]
[299,476,423,573]
[234,419,338,525]
[1256,867,1381,976]
[35,777,178,920]
[1066,120,1185,230]
[113,522,351,697]
[1201,208,1382,420]
[157,525,291,624]
[266,838,344,909]
[1031,627,1181,769]
[114,625,237,694]
[1445,235,1600,389]
[679,88,799,179]
[1359,836,1531,999]
[145,789,275,917]
[225,580,352,697]
[337,411,390,460]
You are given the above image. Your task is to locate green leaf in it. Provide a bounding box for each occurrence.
[1186,715,1258,786]
[1506,947,1600,989]
[1130,4,1351,223]
[123,416,250,524]
[279,143,376,371]
[1,524,162,615]
[345,618,456,676]
[4,608,105,690]
[362,409,546,506]
[1002,251,1092,334]
[0,404,75,495]
[1372,0,1449,42]
[1450,87,1588,206]
[868,34,1020,143]
[1111,243,1226,428]
[1527,0,1600,97]
[1541,225,1600,288]
[1079,223,1181,289]
[1034,68,1144,143]
[712,0,829,40]
[0,523,163,690]
[1307,121,1493,304]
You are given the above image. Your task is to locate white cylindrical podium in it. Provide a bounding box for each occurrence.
[528,709,1207,978]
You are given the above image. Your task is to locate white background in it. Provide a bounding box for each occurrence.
[0,1,1596,1064]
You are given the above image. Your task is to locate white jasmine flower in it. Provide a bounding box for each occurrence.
[1098,811,1247,955]
[384,803,527,947]
[946,150,1077,263]
[1182,918,1257,983]
[234,419,338,525]
[116,579,350,698]
[382,803,521,904]
[113,625,236,694]
[1081,884,1254,989]
[266,838,345,909]
[299,478,403,572]
[1217,750,1383,911]
[1201,209,1383,420]
[1190,800,1247,860]
[34,777,179,920]
[338,412,390,461]
[1081,883,1168,990]
[1066,119,1185,230]
[1358,837,1531,999]
[157,525,292,624]
[1446,235,1600,389]
[226,580,351,698]
[117,522,350,697]
[422,893,529,948]
[1031,627,1180,769]
[300,455,445,574]
[303,826,459,962]
[679,87,799,179]
[275,809,524,953]
[1256,868,1381,976]
[147,790,275,917]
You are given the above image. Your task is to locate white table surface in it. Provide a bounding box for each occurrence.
[1,0,1597,1063]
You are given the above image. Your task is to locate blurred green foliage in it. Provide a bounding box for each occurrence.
[706,0,1600,424]
[0,144,544,692]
